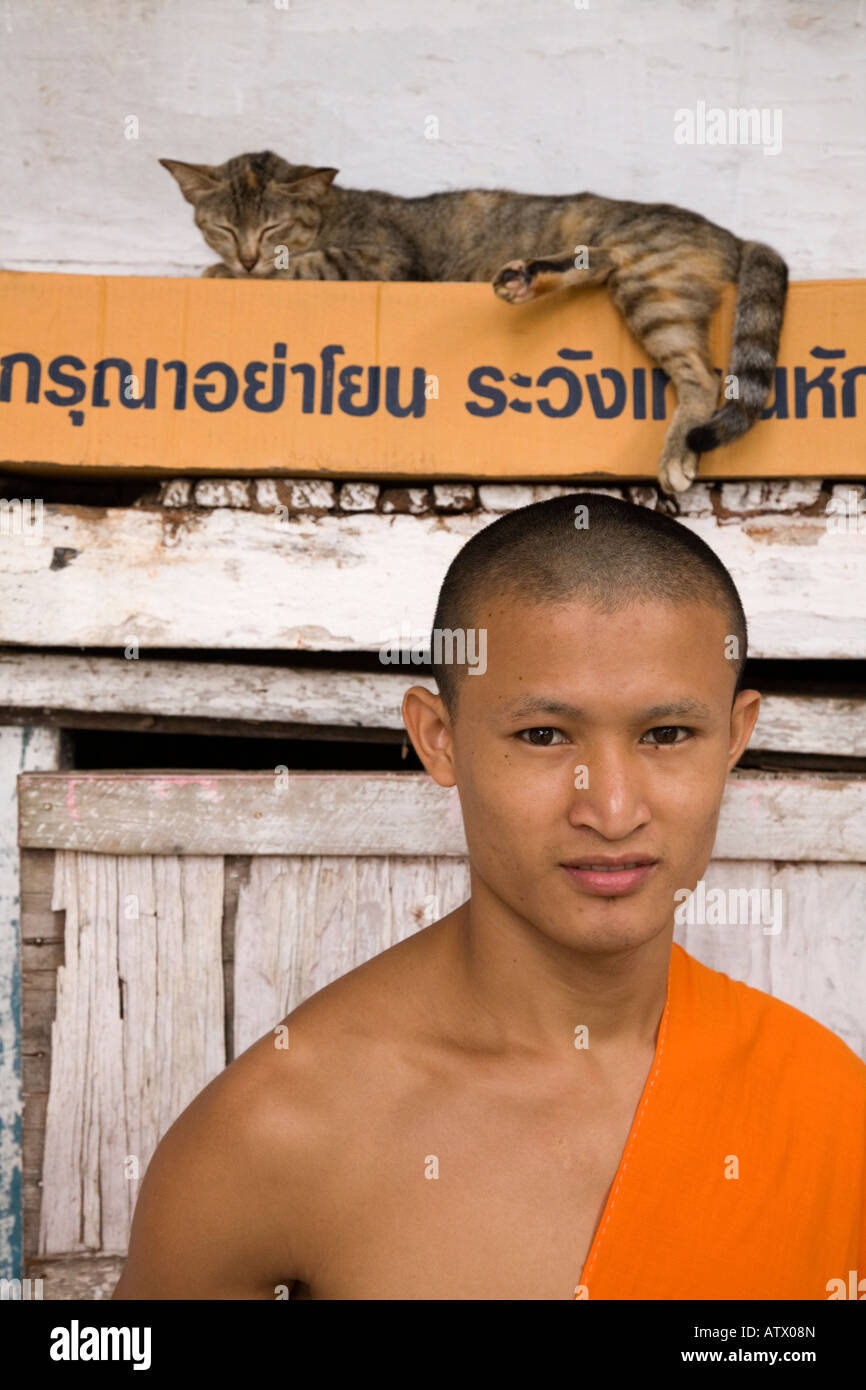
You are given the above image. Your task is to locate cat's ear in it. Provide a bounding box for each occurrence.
[275,166,339,201]
[159,158,222,205]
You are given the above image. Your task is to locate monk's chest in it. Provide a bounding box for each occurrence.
[305,1079,647,1300]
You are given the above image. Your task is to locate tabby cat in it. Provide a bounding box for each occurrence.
[160,151,788,494]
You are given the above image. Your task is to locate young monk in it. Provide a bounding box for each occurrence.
[113,492,865,1301]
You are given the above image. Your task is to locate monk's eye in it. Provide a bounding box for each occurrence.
[641,726,693,747]
[516,727,568,747]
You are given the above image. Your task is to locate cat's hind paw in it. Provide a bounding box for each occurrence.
[493,260,537,304]
[657,452,699,496]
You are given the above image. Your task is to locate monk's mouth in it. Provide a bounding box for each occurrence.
[561,859,658,896]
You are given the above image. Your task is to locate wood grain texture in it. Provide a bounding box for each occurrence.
[38,851,225,1255]
[0,727,61,1282]
[674,860,866,1058]
[751,694,866,757]
[0,653,863,756]
[19,850,61,1264]
[17,769,866,861]
[26,1252,124,1301]
[232,855,471,1053]
[0,508,863,657]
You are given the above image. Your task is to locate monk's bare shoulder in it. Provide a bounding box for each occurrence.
[261,913,451,1095]
[113,918,451,1299]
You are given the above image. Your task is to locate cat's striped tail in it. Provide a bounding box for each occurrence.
[686,240,788,454]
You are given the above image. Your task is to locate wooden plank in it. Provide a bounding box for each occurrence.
[19,849,60,1264]
[233,855,471,1055]
[674,860,866,1059]
[0,653,864,756]
[752,695,866,757]
[0,508,863,658]
[20,851,59,1097]
[17,769,866,862]
[37,851,225,1256]
[0,653,416,730]
[25,1252,124,1301]
[39,853,124,1253]
[0,727,61,1282]
[18,771,467,857]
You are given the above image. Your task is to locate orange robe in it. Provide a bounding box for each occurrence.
[576,942,866,1300]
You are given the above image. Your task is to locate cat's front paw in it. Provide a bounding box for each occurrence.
[202,262,233,278]
[493,260,537,304]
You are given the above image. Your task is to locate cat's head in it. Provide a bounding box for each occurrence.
[159,150,338,277]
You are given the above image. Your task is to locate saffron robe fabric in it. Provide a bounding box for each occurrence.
[576,942,866,1300]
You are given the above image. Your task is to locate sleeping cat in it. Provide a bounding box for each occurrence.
[160,150,788,494]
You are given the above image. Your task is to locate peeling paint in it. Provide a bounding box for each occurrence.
[151,775,222,801]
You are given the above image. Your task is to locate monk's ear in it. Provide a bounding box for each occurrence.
[159,158,222,205]
[275,166,338,201]
[728,688,761,769]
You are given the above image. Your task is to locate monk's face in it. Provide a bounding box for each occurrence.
[405,597,759,955]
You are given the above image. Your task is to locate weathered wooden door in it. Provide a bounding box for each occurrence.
[18,768,866,1297]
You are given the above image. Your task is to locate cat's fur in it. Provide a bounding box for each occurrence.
[160,150,788,494]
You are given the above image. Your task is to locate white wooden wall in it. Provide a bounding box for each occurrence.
[0,0,863,277]
[0,500,863,657]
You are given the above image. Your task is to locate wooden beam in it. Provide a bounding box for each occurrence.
[0,653,863,755]
[752,694,865,757]
[25,1252,123,1300]
[16,769,866,861]
[0,653,416,730]
[0,506,864,657]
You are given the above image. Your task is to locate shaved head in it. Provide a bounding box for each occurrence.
[431,492,747,720]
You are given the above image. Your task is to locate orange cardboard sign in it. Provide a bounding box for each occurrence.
[0,271,863,479]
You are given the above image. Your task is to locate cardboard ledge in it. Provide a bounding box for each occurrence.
[0,273,863,480]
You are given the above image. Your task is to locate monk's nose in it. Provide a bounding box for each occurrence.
[239,251,258,271]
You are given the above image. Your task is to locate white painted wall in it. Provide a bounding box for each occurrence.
[1,0,864,277]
